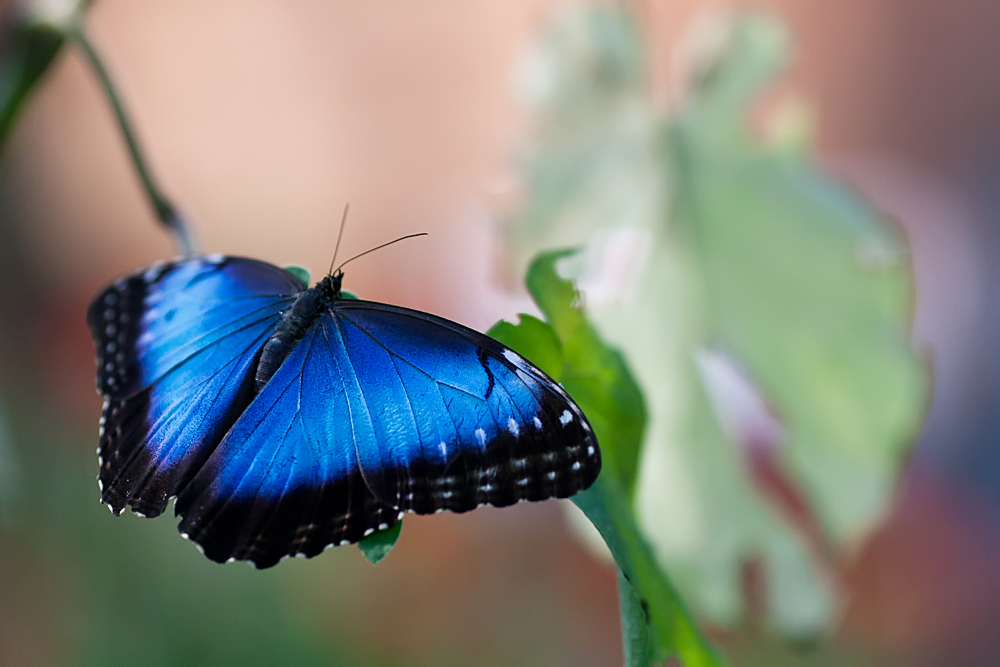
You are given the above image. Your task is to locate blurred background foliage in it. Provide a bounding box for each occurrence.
[504,5,925,641]
[0,0,998,665]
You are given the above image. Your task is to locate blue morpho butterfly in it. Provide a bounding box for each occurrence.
[88,249,601,568]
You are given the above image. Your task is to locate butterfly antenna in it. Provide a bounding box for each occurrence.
[328,203,351,276]
[334,232,428,274]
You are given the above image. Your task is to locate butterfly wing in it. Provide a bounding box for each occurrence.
[328,301,601,513]
[175,300,601,567]
[88,255,304,518]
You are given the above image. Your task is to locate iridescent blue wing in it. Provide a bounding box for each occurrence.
[329,302,601,512]
[174,325,392,566]
[175,300,600,567]
[87,255,304,518]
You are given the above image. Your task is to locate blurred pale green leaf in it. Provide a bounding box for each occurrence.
[507,7,663,272]
[357,519,402,565]
[505,7,927,637]
[673,16,926,545]
[490,250,723,666]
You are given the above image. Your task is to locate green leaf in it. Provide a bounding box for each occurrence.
[574,478,724,667]
[489,250,647,496]
[505,6,927,637]
[490,250,723,665]
[357,520,402,565]
[617,568,652,667]
[282,265,311,286]
[488,314,563,379]
[0,22,65,148]
[339,289,359,301]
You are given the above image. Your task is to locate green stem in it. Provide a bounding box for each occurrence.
[66,22,197,258]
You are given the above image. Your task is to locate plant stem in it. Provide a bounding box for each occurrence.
[66,22,197,258]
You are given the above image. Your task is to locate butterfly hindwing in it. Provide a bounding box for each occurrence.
[175,326,399,567]
[88,256,304,518]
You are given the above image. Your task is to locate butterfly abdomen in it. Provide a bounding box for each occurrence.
[255,286,325,392]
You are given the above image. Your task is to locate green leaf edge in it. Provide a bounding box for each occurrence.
[574,479,724,667]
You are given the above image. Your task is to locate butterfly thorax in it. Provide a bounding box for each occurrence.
[254,272,344,392]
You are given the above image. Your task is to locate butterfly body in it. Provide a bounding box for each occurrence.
[89,255,600,567]
[254,276,335,391]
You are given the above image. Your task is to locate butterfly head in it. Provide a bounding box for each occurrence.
[319,270,344,299]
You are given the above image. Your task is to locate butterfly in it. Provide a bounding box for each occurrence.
[88,254,601,568]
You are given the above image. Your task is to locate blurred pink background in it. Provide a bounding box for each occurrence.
[3,0,1000,664]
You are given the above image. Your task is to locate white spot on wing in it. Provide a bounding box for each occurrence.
[363,528,375,537]
[533,416,542,429]
[507,418,519,437]
[439,441,448,457]
[475,428,486,447]
[143,262,165,283]
[559,410,573,426]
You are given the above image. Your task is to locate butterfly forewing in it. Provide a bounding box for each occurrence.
[88,256,304,518]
